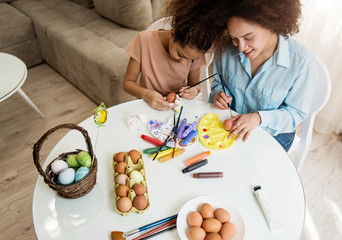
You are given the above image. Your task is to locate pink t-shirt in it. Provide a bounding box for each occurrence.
[126,30,206,96]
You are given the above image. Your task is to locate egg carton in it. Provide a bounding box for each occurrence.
[112,151,150,216]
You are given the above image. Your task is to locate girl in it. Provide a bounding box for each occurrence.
[123,0,219,111]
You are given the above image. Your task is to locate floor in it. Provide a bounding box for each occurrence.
[0,63,341,240]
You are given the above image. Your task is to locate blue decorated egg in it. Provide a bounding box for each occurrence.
[75,166,90,183]
[58,168,75,185]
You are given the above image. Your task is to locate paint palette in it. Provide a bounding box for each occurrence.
[198,113,237,149]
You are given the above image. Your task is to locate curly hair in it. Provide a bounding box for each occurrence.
[229,0,302,37]
[163,0,302,54]
[162,0,227,53]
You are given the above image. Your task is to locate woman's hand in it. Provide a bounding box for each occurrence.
[229,112,261,141]
[214,92,232,109]
[143,89,172,111]
[179,85,200,99]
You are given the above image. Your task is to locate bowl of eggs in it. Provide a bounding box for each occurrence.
[113,149,150,215]
[177,196,245,240]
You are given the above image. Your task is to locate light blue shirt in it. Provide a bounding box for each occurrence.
[209,36,317,136]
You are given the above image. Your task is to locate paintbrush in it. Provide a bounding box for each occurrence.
[111,214,178,240]
[152,113,176,161]
[219,74,234,119]
[172,106,183,158]
[132,218,177,240]
[139,224,177,240]
[176,73,217,94]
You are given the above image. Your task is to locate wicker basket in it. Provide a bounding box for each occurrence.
[33,123,98,199]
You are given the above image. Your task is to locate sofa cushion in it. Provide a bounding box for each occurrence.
[0,3,35,49]
[71,0,94,8]
[93,0,153,30]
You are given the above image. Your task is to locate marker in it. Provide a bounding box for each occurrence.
[193,172,223,178]
[160,148,185,162]
[185,151,211,166]
[151,148,178,159]
[141,134,163,146]
[182,121,198,138]
[176,118,187,141]
[143,146,171,154]
[182,159,208,173]
[180,129,198,146]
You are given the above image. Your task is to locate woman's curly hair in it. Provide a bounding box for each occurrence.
[163,0,302,54]
[163,0,228,53]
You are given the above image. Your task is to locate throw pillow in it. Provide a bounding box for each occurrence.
[93,0,152,30]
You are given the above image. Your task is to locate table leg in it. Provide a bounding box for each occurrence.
[17,88,45,118]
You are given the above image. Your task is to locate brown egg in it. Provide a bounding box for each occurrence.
[117,197,132,213]
[187,227,206,240]
[220,222,236,240]
[187,211,203,227]
[116,185,130,197]
[202,218,222,233]
[115,162,128,174]
[214,208,231,224]
[133,184,146,195]
[205,233,222,240]
[115,152,126,162]
[129,149,141,164]
[133,195,148,210]
[200,203,214,219]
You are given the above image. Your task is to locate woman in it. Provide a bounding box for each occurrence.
[209,0,317,151]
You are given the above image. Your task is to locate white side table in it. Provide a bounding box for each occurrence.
[0,52,44,118]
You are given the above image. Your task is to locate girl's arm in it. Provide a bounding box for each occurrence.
[179,68,201,99]
[123,58,171,110]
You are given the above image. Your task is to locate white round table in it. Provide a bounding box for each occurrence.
[32,99,305,240]
[0,52,44,117]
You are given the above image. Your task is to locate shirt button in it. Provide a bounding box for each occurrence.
[248,88,251,91]
[244,106,247,109]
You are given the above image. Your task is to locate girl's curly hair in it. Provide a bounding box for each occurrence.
[163,0,228,53]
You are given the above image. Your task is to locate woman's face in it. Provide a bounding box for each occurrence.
[168,30,203,64]
[227,16,276,60]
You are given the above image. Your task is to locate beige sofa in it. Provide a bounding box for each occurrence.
[7,0,165,107]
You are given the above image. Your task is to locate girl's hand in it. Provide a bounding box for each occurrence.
[144,89,172,111]
[213,92,232,110]
[229,112,261,141]
[179,85,200,99]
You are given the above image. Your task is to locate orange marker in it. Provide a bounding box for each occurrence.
[160,148,185,163]
[185,151,211,166]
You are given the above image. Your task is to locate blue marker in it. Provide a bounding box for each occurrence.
[182,121,198,138]
[176,118,187,141]
[181,129,198,146]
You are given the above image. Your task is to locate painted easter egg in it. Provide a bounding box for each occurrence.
[51,160,68,175]
[75,166,90,182]
[58,168,75,185]
[166,92,177,103]
[94,102,108,126]
[77,151,91,167]
[129,170,143,185]
[66,154,80,168]
[223,119,233,131]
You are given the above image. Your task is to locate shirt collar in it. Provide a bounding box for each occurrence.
[231,35,291,68]
[274,35,290,68]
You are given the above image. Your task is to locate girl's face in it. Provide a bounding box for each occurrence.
[168,30,204,64]
[227,16,277,60]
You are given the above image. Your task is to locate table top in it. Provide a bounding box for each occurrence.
[32,99,305,240]
[0,52,27,102]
